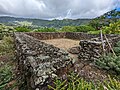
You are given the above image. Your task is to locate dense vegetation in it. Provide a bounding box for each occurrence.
[0,35,17,90]
[95,41,120,75]
[11,19,119,35]
[48,73,120,90]
[88,20,120,34]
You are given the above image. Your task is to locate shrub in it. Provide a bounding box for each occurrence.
[60,26,76,32]
[15,26,32,32]
[35,27,57,32]
[60,25,95,32]
[113,41,120,56]
[48,73,120,90]
[0,24,15,40]
[95,54,120,74]
[101,20,120,34]
[88,30,101,34]
[0,64,17,90]
[0,36,14,55]
[0,65,12,90]
[76,25,96,32]
[95,41,120,74]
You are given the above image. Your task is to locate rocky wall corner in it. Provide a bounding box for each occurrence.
[78,36,120,62]
[14,32,73,90]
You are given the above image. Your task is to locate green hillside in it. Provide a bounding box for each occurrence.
[0,16,91,28]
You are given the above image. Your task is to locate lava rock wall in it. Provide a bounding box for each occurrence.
[14,33,73,90]
[79,36,120,61]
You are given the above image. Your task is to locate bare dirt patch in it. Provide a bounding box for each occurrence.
[41,39,80,50]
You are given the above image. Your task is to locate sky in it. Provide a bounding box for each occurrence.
[0,0,119,19]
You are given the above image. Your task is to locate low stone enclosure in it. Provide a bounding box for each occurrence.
[14,32,120,90]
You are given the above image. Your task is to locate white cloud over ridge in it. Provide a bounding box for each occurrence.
[0,0,119,19]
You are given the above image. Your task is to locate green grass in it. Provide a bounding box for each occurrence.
[0,36,14,55]
[0,65,13,90]
[0,35,17,90]
[0,64,18,90]
[48,73,120,90]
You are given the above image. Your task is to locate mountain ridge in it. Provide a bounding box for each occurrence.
[0,8,119,28]
[0,16,91,28]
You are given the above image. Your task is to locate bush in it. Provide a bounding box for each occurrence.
[48,73,120,90]
[0,24,15,40]
[60,25,95,32]
[60,26,76,32]
[95,54,120,74]
[95,41,120,74]
[101,20,120,34]
[15,26,32,32]
[88,30,101,34]
[0,64,17,90]
[76,25,96,32]
[0,36,14,55]
[0,65,12,90]
[35,27,57,32]
[113,41,120,56]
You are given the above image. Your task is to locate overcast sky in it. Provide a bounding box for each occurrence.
[0,0,119,19]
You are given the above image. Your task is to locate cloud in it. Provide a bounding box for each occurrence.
[0,0,119,19]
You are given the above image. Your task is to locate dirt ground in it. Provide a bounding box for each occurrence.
[41,39,80,50]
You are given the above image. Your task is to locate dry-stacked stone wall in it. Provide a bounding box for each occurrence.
[26,32,120,41]
[26,32,66,40]
[79,36,120,61]
[65,32,99,40]
[14,33,73,90]
[14,32,120,90]
[26,32,100,40]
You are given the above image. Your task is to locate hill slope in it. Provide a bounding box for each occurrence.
[0,16,91,28]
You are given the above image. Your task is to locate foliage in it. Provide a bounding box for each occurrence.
[95,41,120,74]
[101,20,120,34]
[89,9,120,31]
[34,27,57,32]
[0,65,13,90]
[95,54,120,74]
[88,19,102,30]
[60,26,76,32]
[0,34,16,90]
[103,75,120,90]
[98,9,120,19]
[0,24,14,33]
[59,25,95,32]
[15,21,32,26]
[0,63,17,90]
[76,25,95,32]
[88,20,120,34]
[0,36,14,55]
[0,24,15,39]
[15,26,32,32]
[39,19,119,33]
[88,30,101,34]
[113,41,120,56]
[48,73,120,90]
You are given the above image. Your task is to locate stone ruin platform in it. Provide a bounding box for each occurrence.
[14,32,120,90]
